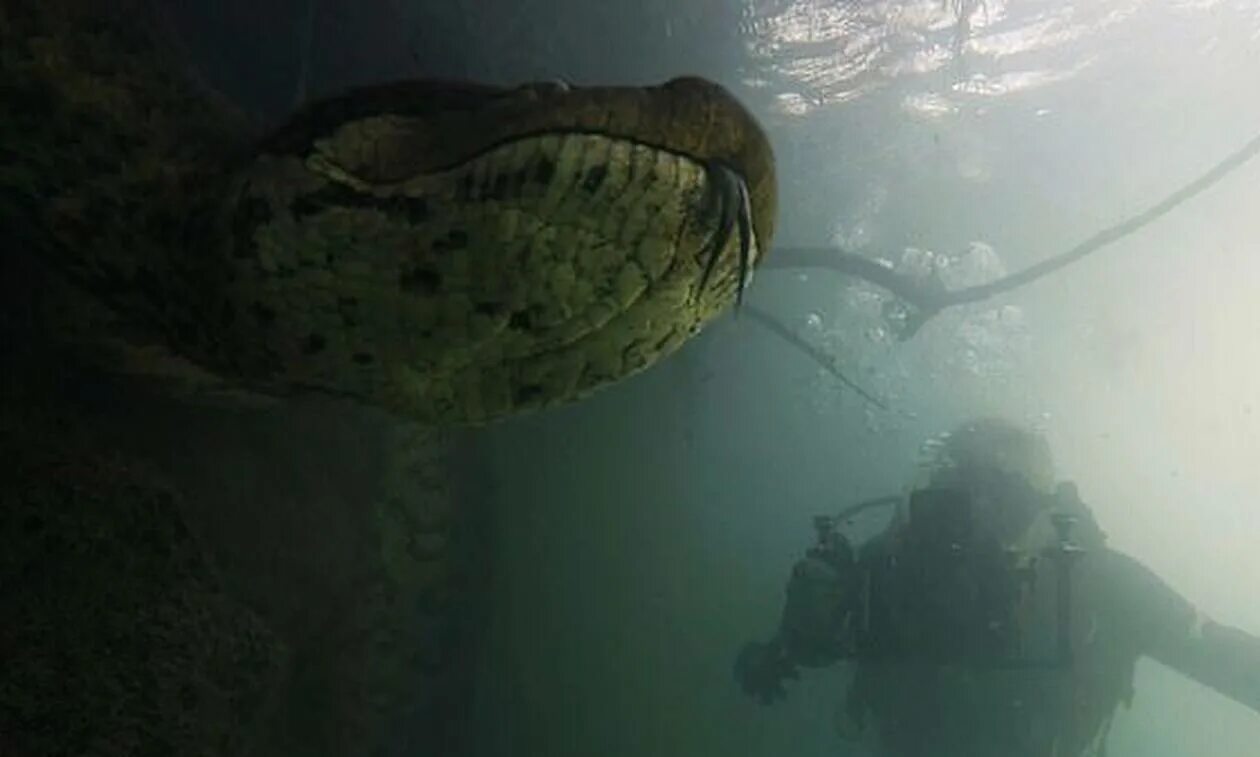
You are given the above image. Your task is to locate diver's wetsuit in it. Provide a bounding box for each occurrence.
[740,494,1260,757]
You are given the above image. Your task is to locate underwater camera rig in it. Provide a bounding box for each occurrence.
[808,486,1086,670]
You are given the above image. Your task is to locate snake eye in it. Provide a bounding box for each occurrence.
[694,161,756,309]
[662,76,712,91]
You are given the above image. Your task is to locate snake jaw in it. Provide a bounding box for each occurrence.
[694,161,757,311]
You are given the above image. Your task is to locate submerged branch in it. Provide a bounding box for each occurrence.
[741,306,888,410]
[769,126,1260,337]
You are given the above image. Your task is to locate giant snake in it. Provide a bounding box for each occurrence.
[1,0,778,426]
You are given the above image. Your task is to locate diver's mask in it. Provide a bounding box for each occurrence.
[912,466,1056,550]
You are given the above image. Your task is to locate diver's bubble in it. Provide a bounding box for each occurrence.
[903,92,958,119]
[863,404,884,433]
[806,312,823,329]
[898,246,937,278]
[942,240,1005,288]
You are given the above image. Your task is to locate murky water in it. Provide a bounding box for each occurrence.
[9,1,1260,755]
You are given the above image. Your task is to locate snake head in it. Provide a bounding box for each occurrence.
[232,76,778,424]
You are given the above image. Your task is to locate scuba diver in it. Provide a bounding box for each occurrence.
[735,418,1260,756]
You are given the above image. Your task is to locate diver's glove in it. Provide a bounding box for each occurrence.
[734,639,799,705]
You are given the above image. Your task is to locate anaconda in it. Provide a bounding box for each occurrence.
[2,0,777,426]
